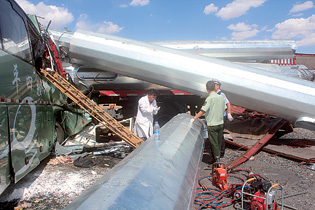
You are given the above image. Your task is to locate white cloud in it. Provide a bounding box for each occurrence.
[290,1,314,13]
[228,22,259,40]
[97,21,124,34]
[204,3,218,15]
[297,33,315,46]
[16,0,74,29]
[76,14,123,34]
[231,29,260,40]
[228,22,257,31]
[272,15,315,39]
[292,13,304,17]
[272,15,315,46]
[130,0,150,6]
[261,26,268,31]
[266,28,274,32]
[216,0,267,20]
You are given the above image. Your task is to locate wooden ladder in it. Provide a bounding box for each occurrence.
[41,69,143,148]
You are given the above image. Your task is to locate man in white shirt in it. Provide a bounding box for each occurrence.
[212,79,233,158]
[134,89,160,140]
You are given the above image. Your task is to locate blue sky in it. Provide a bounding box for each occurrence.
[17,0,315,53]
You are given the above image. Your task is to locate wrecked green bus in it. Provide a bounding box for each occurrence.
[0,0,91,194]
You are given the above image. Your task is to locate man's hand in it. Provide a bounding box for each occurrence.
[227,113,233,121]
[154,106,160,112]
[190,118,195,123]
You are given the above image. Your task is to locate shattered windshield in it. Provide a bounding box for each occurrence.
[0,0,32,63]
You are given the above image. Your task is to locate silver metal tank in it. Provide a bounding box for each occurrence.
[63,114,205,210]
[52,30,315,131]
[150,40,296,62]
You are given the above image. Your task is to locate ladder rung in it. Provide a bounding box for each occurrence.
[40,69,143,148]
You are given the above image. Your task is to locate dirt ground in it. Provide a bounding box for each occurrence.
[0,153,123,210]
[197,146,315,210]
[0,129,314,210]
[196,127,315,210]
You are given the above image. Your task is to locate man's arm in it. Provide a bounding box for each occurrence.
[193,110,205,120]
[226,102,233,121]
[153,100,160,115]
[227,102,231,115]
[220,92,233,121]
[138,97,154,113]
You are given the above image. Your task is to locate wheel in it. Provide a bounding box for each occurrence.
[55,122,65,144]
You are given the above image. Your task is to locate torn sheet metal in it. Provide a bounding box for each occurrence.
[92,145,130,158]
[55,142,84,156]
[64,113,205,210]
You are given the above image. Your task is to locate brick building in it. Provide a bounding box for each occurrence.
[295,53,315,70]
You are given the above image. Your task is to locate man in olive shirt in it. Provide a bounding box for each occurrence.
[192,80,226,163]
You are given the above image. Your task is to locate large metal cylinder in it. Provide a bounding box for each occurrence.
[64,114,205,210]
[150,40,296,62]
[52,30,315,131]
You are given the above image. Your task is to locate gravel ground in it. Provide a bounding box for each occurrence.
[0,128,314,210]
[0,154,123,210]
[197,128,315,210]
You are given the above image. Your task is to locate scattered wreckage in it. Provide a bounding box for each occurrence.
[1,0,315,209]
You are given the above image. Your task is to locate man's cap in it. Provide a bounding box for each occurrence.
[211,78,221,86]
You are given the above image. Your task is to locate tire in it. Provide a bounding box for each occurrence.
[55,122,65,144]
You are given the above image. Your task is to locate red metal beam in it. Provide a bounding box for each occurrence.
[226,119,288,171]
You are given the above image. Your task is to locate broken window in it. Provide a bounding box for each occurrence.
[0,0,32,63]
